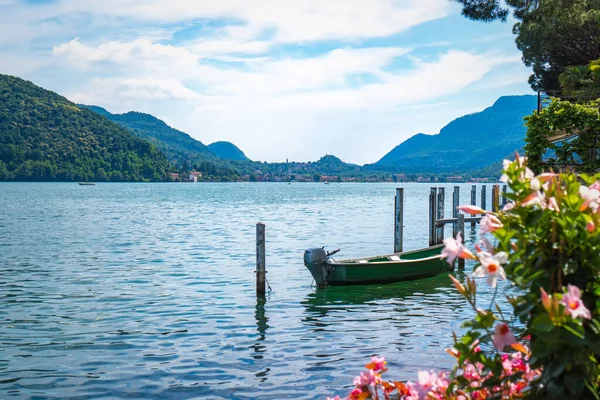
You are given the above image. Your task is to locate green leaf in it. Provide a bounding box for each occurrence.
[532,314,555,333]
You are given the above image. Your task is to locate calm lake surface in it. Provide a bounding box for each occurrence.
[0,182,501,399]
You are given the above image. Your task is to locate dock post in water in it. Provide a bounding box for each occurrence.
[256,222,266,297]
[428,188,438,246]
[481,185,487,211]
[394,188,404,253]
[491,185,499,212]
[470,185,477,228]
[502,185,507,207]
[436,187,445,244]
[457,213,465,269]
[452,186,460,237]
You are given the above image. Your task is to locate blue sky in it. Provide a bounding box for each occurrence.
[0,0,534,164]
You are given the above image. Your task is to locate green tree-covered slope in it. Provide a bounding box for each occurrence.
[207,141,250,161]
[368,95,538,173]
[79,105,246,178]
[0,74,171,182]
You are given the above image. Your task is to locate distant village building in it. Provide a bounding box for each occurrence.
[170,173,179,181]
[446,176,463,183]
[393,174,407,182]
[189,171,202,182]
[417,176,432,183]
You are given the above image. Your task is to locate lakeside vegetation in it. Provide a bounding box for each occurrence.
[0,75,171,182]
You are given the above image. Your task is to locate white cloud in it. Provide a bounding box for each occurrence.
[49,0,450,43]
[53,38,200,67]
[1,0,534,164]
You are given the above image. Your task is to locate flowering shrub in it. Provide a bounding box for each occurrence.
[328,156,600,399]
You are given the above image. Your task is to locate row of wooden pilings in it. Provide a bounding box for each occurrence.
[255,183,508,297]
[394,184,507,269]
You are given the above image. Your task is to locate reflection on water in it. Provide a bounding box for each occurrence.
[0,182,498,399]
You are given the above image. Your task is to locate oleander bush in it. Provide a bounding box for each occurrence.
[328,156,600,400]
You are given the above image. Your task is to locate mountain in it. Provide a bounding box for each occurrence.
[78,105,214,157]
[369,95,538,173]
[208,141,249,161]
[0,74,171,182]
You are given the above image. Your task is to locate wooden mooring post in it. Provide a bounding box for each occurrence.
[256,222,266,297]
[394,188,404,253]
[481,185,487,211]
[492,184,500,212]
[452,186,460,237]
[502,185,507,207]
[428,188,438,246]
[470,185,476,228]
[457,213,465,269]
[437,187,445,244]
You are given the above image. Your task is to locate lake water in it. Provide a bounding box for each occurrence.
[0,182,501,399]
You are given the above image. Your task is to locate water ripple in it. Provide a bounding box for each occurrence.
[0,182,507,399]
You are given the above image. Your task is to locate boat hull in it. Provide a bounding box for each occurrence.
[308,245,451,287]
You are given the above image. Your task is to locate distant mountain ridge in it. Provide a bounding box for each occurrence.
[369,95,538,173]
[208,141,250,161]
[78,105,214,157]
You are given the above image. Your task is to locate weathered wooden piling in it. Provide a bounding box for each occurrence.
[452,186,460,237]
[457,213,465,269]
[256,222,266,297]
[429,188,438,246]
[471,185,477,228]
[481,185,487,211]
[437,187,445,244]
[394,188,404,253]
[502,185,507,207]
[492,184,500,212]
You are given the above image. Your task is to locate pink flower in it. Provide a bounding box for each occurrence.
[579,185,600,211]
[521,191,543,207]
[479,214,503,236]
[418,370,438,387]
[587,221,595,233]
[473,252,507,287]
[441,232,476,264]
[366,356,386,372]
[458,205,487,215]
[561,284,591,320]
[492,322,517,351]
[530,178,541,191]
[502,202,515,212]
[591,181,600,191]
[540,288,551,312]
[545,197,559,212]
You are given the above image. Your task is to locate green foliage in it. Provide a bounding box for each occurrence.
[313,173,321,182]
[0,74,170,182]
[453,0,600,93]
[524,98,600,172]
[560,59,600,101]
[495,161,600,398]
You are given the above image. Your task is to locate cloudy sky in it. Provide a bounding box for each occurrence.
[0,0,533,164]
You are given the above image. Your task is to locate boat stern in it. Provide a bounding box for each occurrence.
[303,247,331,287]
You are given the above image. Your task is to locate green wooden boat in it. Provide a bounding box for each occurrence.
[303,244,450,287]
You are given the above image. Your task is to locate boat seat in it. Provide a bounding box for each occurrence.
[388,255,401,261]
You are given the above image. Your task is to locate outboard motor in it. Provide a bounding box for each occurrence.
[303,247,340,287]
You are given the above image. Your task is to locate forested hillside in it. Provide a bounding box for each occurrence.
[0,75,171,181]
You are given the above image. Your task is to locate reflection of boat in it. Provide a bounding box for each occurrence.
[303,273,454,308]
[303,245,450,287]
[78,182,95,186]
